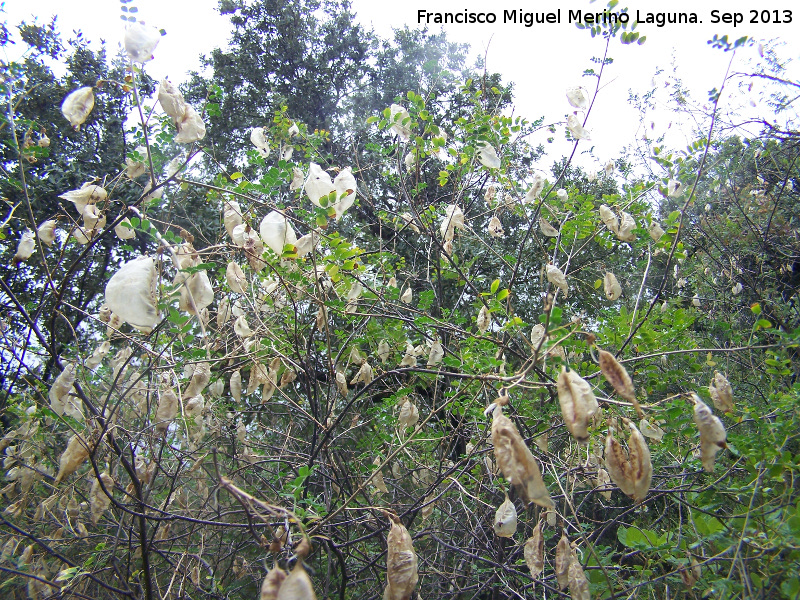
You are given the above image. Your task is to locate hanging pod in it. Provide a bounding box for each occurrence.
[546,264,569,297]
[54,433,91,484]
[397,397,419,429]
[488,393,553,508]
[493,494,517,538]
[524,520,545,579]
[599,204,619,234]
[568,553,591,600]
[89,472,114,525]
[155,386,178,435]
[477,305,490,333]
[603,272,622,301]
[604,419,652,503]
[384,512,418,600]
[557,367,599,443]
[555,532,571,590]
[597,348,641,418]
[105,256,160,332]
[691,393,727,472]
[708,372,734,413]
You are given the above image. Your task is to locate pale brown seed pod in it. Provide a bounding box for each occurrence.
[372,457,389,494]
[524,520,545,579]
[691,393,727,471]
[493,494,517,538]
[490,398,553,508]
[557,368,599,443]
[397,398,419,429]
[230,370,242,402]
[555,532,571,590]
[568,554,590,600]
[597,348,641,418]
[596,467,612,500]
[260,566,288,600]
[708,371,734,413]
[384,512,418,600]
[225,261,248,294]
[155,387,178,435]
[54,434,91,484]
[184,362,211,399]
[276,561,317,600]
[603,271,622,301]
[89,472,114,525]
[604,420,652,503]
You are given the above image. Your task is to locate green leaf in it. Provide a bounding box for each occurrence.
[230,172,244,180]
[490,279,500,294]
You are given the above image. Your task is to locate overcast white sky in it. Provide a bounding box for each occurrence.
[4,0,798,172]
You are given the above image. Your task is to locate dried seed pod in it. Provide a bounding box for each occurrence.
[617,211,637,242]
[648,221,665,242]
[427,341,444,367]
[524,521,545,579]
[599,204,619,234]
[557,368,599,443]
[226,261,248,294]
[596,467,612,500]
[568,554,590,600]
[489,395,553,508]
[400,287,413,304]
[49,363,76,416]
[184,362,211,399]
[708,372,734,413]
[260,566,288,600]
[691,394,727,472]
[276,561,317,600]
[335,371,348,396]
[539,217,560,237]
[377,340,391,363]
[350,361,374,386]
[639,419,664,442]
[604,420,652,503]
[546,264,569,297]
[603,272,622,301]
[234,315,253,337]
[555,532,571,590]
[349,346,365,366]
[85,341,111,370]
[37,220,58,246]
[420,495,435,522]
[487,216,504,238]
[105,256,160,332]
[89,472,114,525]
[155,387,178,435]
[384,512,418,600]
[493,494,517,538]
[55,433,91,484]
[397,398,419,429]
[477,305,490,333]
[372,457,389,494]
[597,349,641,417]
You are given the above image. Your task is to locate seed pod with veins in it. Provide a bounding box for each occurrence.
[488,392,553,508]
[555,532,571,590]
[493,494,517,538]
[691,393,727,471]
[524,520,545,579]
[383,511,418,600]
[708,371,734,413]
[597,348,641,417]
[557,367,599,443]
[604,419,652,503]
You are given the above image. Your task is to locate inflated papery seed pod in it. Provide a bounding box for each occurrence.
[85,341,110,370]
[708,372,734,413]
[648,221,665,242]
[178,269,215,316]
[234,315,254,337]
[596,467,612,500]
[105,256,160,332]
[397,397,419,429]
[489,394,553,508]
[597,349,641,417]
[568,554,590,600]
[555,532,571,590]
[639,419,664,442]
[384,512,418,600]
[222,200,243,238]
[493,494,517,538]
[226,261,248,294]
[55,433,91,484]
[89,472,114,525]
[604,419,652,503]
[372,457,389,494]
[603,272,622,301]
[49,363,76,416]
[539,217,560,237]
[477,305,490,333]
[617,211,637,242]
[377,340,392,364]
[557,367,599,443]
[155,386,178,435]
[599,204,619,234]
[546,264,569,297]
[487,216,504,238]
[350,361,374,386]
[524,521,545,579]
[260,565,288,600]
[37,220,57,246]
[691,393,727,472]
[230,370,242,402]
[276,560,317,600]
[184,362,211,398]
